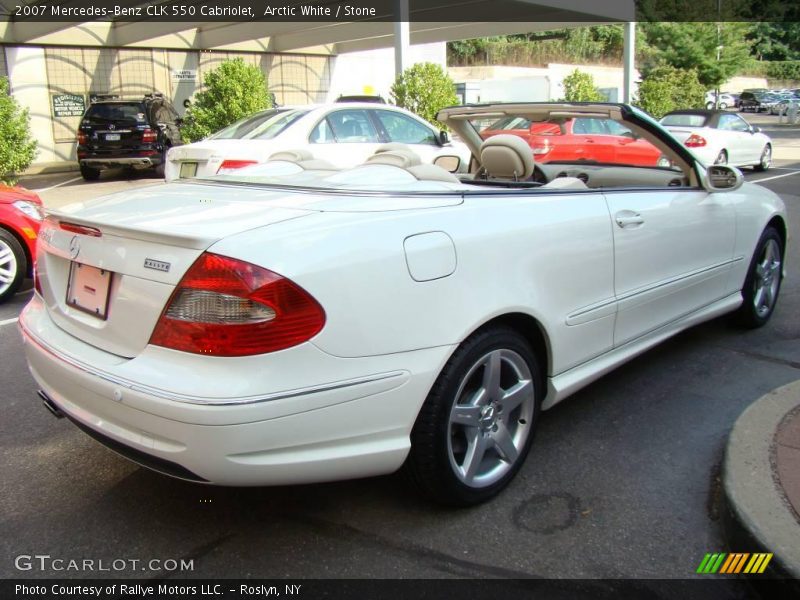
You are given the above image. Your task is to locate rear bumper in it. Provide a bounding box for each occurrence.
[80,157,158,169]
[20,296,452,486]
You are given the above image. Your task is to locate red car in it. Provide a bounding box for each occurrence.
[480,116,665,167]
[0,184,44,302]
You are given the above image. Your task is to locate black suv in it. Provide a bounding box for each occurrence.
[76,94,183,180]
[738,89,770,113]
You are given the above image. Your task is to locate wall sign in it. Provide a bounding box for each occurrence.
[172,69,197,82]
[52,93,85,118]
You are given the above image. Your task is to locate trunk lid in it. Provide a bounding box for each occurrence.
[38,183,319,358]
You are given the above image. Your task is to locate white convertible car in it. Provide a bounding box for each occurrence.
[21,103,787,506]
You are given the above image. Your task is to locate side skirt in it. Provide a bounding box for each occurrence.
[543,292,743,410]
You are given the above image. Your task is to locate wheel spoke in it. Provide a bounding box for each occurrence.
[753,286,765,311]
[0,248,12,263]
[451,405,482,428]
[462,430,490,482]
[482,351,503,400]
[763,285,774,310]
[501,379,533,414]
[0,267,13,283]
[492,423,519,464]
[755,264,766,279]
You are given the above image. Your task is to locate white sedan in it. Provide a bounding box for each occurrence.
[164,102,471,181]
[22,103,786,506]
[660,109,772,170]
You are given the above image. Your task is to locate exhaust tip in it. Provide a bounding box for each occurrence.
[38,390,64,419]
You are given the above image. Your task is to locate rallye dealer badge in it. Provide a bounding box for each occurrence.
[144,258,171,273]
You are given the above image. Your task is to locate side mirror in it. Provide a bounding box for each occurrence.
[433,155,461,173]
[705,165,743,192]
[750,125,761,133]
[439,130,450,146]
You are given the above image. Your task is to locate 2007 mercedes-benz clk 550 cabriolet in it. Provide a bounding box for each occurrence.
[20,103,788,505]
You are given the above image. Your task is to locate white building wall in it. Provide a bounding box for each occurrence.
[327,42,446,102]
[4,47,62,164]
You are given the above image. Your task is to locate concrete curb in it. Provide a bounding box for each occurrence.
[723,380,800,584]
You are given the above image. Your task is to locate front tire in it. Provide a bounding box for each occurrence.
[754,145,771,172]
[406,326,541,506]
[735,227,783,328]
[0,229,26,303]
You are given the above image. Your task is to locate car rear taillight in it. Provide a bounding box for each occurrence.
[217,159,258,173]
[531,139,551,155]
[142,129,157,143]
[77,132,88,145]
[684,134,707,148]
[149,253,325,357]
[59,222,102,237]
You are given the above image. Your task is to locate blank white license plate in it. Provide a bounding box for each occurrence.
[105,133,121,141]
[180,162,198,178]
[66,262,112,320]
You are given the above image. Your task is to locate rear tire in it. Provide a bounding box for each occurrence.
[405,325,541,506]
[0,228,26,303]
[734,227,783,328]
[153,146,168,179]
[80,165,100,181]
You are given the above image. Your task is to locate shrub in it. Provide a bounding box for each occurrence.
[390,62,458,128]
[180,59,271,142]
[636,67,705,119]
[765,61,800,81]
[0,77,37,184]
[561,69,605,102]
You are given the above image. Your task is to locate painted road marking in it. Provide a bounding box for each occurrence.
[751,170,800,183]
[0,317,19,327]
[29,176,82,193]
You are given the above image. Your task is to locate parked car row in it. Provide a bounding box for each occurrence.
[738,88,800,114]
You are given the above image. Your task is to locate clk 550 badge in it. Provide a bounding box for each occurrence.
[144,258,170,272]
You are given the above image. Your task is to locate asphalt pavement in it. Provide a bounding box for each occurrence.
[1,161,798,591]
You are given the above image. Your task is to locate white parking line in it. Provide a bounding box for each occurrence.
[29,176,82,193]
[0,317,19,327]
[752,171,800,184]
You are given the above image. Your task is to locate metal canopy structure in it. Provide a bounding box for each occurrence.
[0,1,633,52]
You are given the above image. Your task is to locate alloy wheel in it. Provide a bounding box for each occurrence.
[447,348,535,488]
[0,239,19,297]
[753,238,781,318]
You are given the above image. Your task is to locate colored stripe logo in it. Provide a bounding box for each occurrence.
[696,552,773,574]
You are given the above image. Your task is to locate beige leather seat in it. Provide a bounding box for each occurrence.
[479,134,535,181]
[363,148,460,183]
[268,149,337,171]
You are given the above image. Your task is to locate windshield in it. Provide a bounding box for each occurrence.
[208,109,287,139]
[661,114,709,127]
[242,109,310,140]
[468,113,666,168]
[82,103,147,125]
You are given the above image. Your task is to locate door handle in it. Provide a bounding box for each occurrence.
[615,212,644,228]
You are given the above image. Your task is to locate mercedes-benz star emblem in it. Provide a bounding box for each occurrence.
[108,123,115,130]
[69,236,80,259]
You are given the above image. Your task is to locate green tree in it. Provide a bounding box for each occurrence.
[640,22,752,88]
[180,58,270,142]
[0,77,37,184]
[561,69,605,102]
[636,67,705,119]
[390,62,458,128]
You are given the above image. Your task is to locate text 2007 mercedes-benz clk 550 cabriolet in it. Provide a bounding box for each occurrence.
[20,103,787,505]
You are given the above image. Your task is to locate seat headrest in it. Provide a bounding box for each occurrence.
[480,135,535,180]
[365,149,422,169]
[269,149,314,162]
[373,143,413,155]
